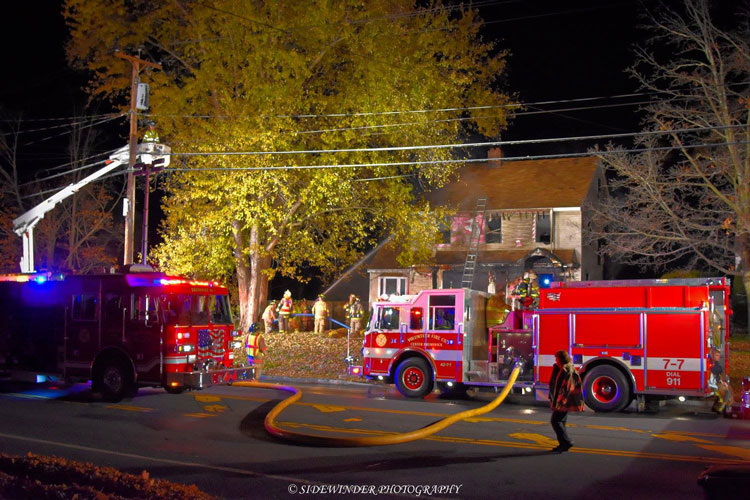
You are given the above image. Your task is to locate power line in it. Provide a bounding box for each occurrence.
[0,114,123,137]
[169,124,747,158]
[0,113,124,123]
[19,158,112,188]
[143,92,650,121]
[161,140,750,173]
[20,123,742,193]
[22,139,746,200]
[21,114,126,147]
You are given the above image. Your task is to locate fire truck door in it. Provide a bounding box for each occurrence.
[708,289,727,357]
[126,292,162,382]
[644,311,704,392]
[64,286,101,376]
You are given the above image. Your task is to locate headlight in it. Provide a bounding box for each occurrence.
[187,354,197,363]
[233,341,243,349]
[176,344,195,353]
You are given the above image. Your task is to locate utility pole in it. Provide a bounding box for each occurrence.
[115,51,161,266]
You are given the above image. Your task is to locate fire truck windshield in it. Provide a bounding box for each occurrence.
[209,295,232,324]
[375,307,400,330]
[161,294,232,325]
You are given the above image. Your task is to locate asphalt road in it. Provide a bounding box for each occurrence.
[0,379,748,499]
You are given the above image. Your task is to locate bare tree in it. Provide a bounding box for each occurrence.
[0,113,124,274]
[0,117,24,271]
[591,0,749,327]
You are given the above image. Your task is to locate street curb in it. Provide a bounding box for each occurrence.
[258,375,374,387]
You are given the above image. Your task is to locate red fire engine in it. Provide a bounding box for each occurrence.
[362,278,731,412]
[0,270,253,400]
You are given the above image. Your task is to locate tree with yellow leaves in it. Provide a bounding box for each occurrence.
[64,1,513,329]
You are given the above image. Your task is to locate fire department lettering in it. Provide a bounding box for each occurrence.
[406,333,450,346]
[197,329,226,357]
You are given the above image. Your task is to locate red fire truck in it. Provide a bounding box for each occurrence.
[0,270,252,400]
[362,278,732,412]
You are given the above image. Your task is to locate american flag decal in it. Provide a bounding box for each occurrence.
[197,328,226,358]
[547,292,562,302]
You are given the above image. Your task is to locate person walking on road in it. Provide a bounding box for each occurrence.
[311,294,329,335]
[548,350,584,452]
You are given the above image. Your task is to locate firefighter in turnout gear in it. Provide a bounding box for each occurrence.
[311,294,329,335]
[246,323,266,380]
[348,295,364,335]
[511,271,540,310]
[262,301,277,334]
[142,121,159,143]
[278,290,293,334]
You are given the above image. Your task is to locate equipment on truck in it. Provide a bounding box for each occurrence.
[12,143,170,274]
[0,270,253,400]
[361,278,732,412]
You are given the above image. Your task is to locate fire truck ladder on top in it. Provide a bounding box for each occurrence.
[460,197,487,289]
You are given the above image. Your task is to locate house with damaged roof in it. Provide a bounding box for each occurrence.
[324,148,607,305]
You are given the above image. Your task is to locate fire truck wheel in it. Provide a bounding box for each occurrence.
[395,357,433,398]
[96,360,132,402]
[583,365,632,412]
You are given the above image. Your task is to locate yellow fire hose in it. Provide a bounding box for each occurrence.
[234,364,521,447]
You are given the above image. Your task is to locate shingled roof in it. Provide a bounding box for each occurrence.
[426,156,599,212]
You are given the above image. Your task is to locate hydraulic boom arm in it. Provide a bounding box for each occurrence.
[13,143,170,273]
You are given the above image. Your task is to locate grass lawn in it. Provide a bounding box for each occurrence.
[729,334,750,400]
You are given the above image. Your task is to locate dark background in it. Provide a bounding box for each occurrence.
[1,0,647,295]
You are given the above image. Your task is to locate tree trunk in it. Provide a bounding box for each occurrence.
[246,224,261,327]
[232,219,252,332]
[233,221,274,332]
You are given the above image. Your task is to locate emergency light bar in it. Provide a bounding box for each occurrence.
[0,272,64,283]
[124,273,219,288]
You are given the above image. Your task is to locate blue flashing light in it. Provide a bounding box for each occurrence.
[538,273,553,289]
[33,275,47,284]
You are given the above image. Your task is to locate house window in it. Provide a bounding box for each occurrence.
[439,218,451,244]
[378,276,406,297]
[485,214,502,243]
[535,213,551,244]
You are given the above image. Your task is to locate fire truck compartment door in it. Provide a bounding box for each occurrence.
[573,313,642,348]
[65,287,101,372]
[126,293,162,381]
[644,312,705,392]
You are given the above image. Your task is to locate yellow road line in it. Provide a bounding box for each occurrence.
[105,404,152,413]
[275,421,746,465]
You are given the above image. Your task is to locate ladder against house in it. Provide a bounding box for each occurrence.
[460,197,487,289]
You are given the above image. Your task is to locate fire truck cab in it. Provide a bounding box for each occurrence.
[0,271,252,400]
[362,278,731,412]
